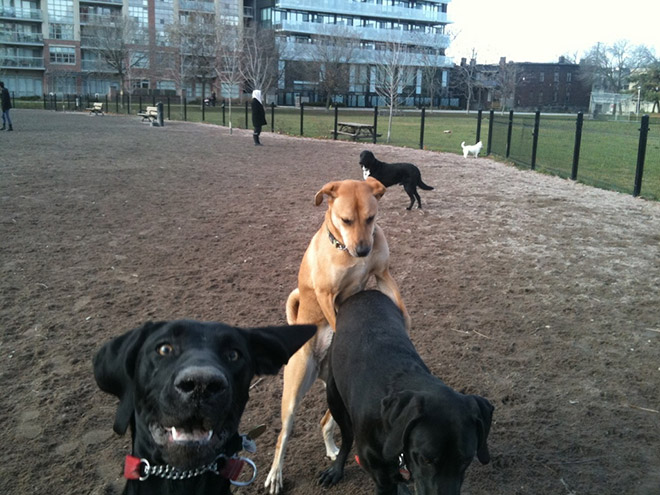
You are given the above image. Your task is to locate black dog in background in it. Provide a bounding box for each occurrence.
[319,291,493,494]
[94,319,315,495]
[359,150,434,210]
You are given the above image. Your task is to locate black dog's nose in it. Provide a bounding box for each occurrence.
[174,366,228,401]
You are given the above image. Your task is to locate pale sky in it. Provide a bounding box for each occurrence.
[447,0,660,64]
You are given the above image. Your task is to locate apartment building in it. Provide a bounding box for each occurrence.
[0,0,246,97]
[1,0,451,105]
[255,0,452,106]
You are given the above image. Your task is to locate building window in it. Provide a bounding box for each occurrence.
[132,79,149,89]
[49,45,76,64]
[49,23,74,40]
[48,0,74,22]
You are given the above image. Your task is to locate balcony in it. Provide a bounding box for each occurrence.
[79,0,123,5]
[278,38,450,67]
[0,55,45,69]
[0,7,43,21]
[275,0,449,25]
[179,0,215,13]
[0,31,44,45]
[79,13,120,25]
[81,59,115,72]
[279,20,449,48]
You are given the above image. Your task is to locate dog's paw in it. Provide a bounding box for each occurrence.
[318,465,344,487]
[325,444,339,460]
[265,467,284,495]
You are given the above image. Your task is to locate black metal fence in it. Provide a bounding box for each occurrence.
[16,93,660,201]
[484,110,658,200]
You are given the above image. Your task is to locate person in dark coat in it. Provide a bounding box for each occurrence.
[251,89,267,146]
[0,81,12,131]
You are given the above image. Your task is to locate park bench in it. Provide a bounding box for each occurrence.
[137,106,159,123]
[86,102,104,116]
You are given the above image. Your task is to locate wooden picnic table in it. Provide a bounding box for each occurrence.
[333,121,381,141]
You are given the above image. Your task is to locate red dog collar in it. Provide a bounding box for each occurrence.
[124,454,253,485]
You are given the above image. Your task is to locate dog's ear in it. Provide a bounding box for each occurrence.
[244,324,317,375]
[470,395,494,464]
[381,391,424,460]
[365,177,386,199]
[314,181,340,206]
[93,322,165,435]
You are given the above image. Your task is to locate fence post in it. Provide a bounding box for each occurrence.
[271,102,275,132]
[245,100,249,128]
[419,107,426,150]
[487,110,494,154]
[183,97,187,121]
[505,110,514,157]
[167,96,171,120]
[333,105,338,140]
[531,110,541,170]
[571,112,584,181]
[222,101,226,126]
[633,114,650,197]
[373,106,378,144]
[476,109,482,143]
[299,102,304,136]
[202,98,205,121]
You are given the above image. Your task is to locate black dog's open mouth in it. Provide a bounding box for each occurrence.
[149,422,230,468]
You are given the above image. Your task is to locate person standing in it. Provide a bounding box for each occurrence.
[251,89,267,146]
[0,81,12,131]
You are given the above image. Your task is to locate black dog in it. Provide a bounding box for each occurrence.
[319,291,493,495]
[94,319,316,495]
[359,150,434,210]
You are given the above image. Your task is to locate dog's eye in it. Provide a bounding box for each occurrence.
[225,349,241,362]
[157,343,174,356]
[341,218,353,226]
[366,216,375,224]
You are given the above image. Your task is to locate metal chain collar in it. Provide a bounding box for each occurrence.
[136,454,257,486]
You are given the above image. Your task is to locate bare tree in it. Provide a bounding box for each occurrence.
[167,12,217,102]
[495,60,520,113]
[452,49,480,113]
[307,26,359,107]
[240,26,279,99]
[373,40,414,142]
[216,20,243,132]
[82,14,146,97]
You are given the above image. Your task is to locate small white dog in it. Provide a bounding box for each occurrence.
[461,141,483,158]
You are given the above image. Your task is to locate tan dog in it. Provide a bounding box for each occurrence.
[265,178,410,494]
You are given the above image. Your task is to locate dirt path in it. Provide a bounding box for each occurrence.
[1,109,659,494]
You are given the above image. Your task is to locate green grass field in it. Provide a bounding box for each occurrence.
[16,98,660,200]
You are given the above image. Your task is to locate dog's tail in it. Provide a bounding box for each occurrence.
[285,288,300,324]
[460,141,466,149]
[418,177,434,190]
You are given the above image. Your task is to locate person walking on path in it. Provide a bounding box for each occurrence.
[1,81,13,131]
[251,89,266,146]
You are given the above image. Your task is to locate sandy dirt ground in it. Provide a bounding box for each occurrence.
[1,109,659,495]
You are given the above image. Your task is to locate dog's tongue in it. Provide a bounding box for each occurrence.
[169,426,213,443]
